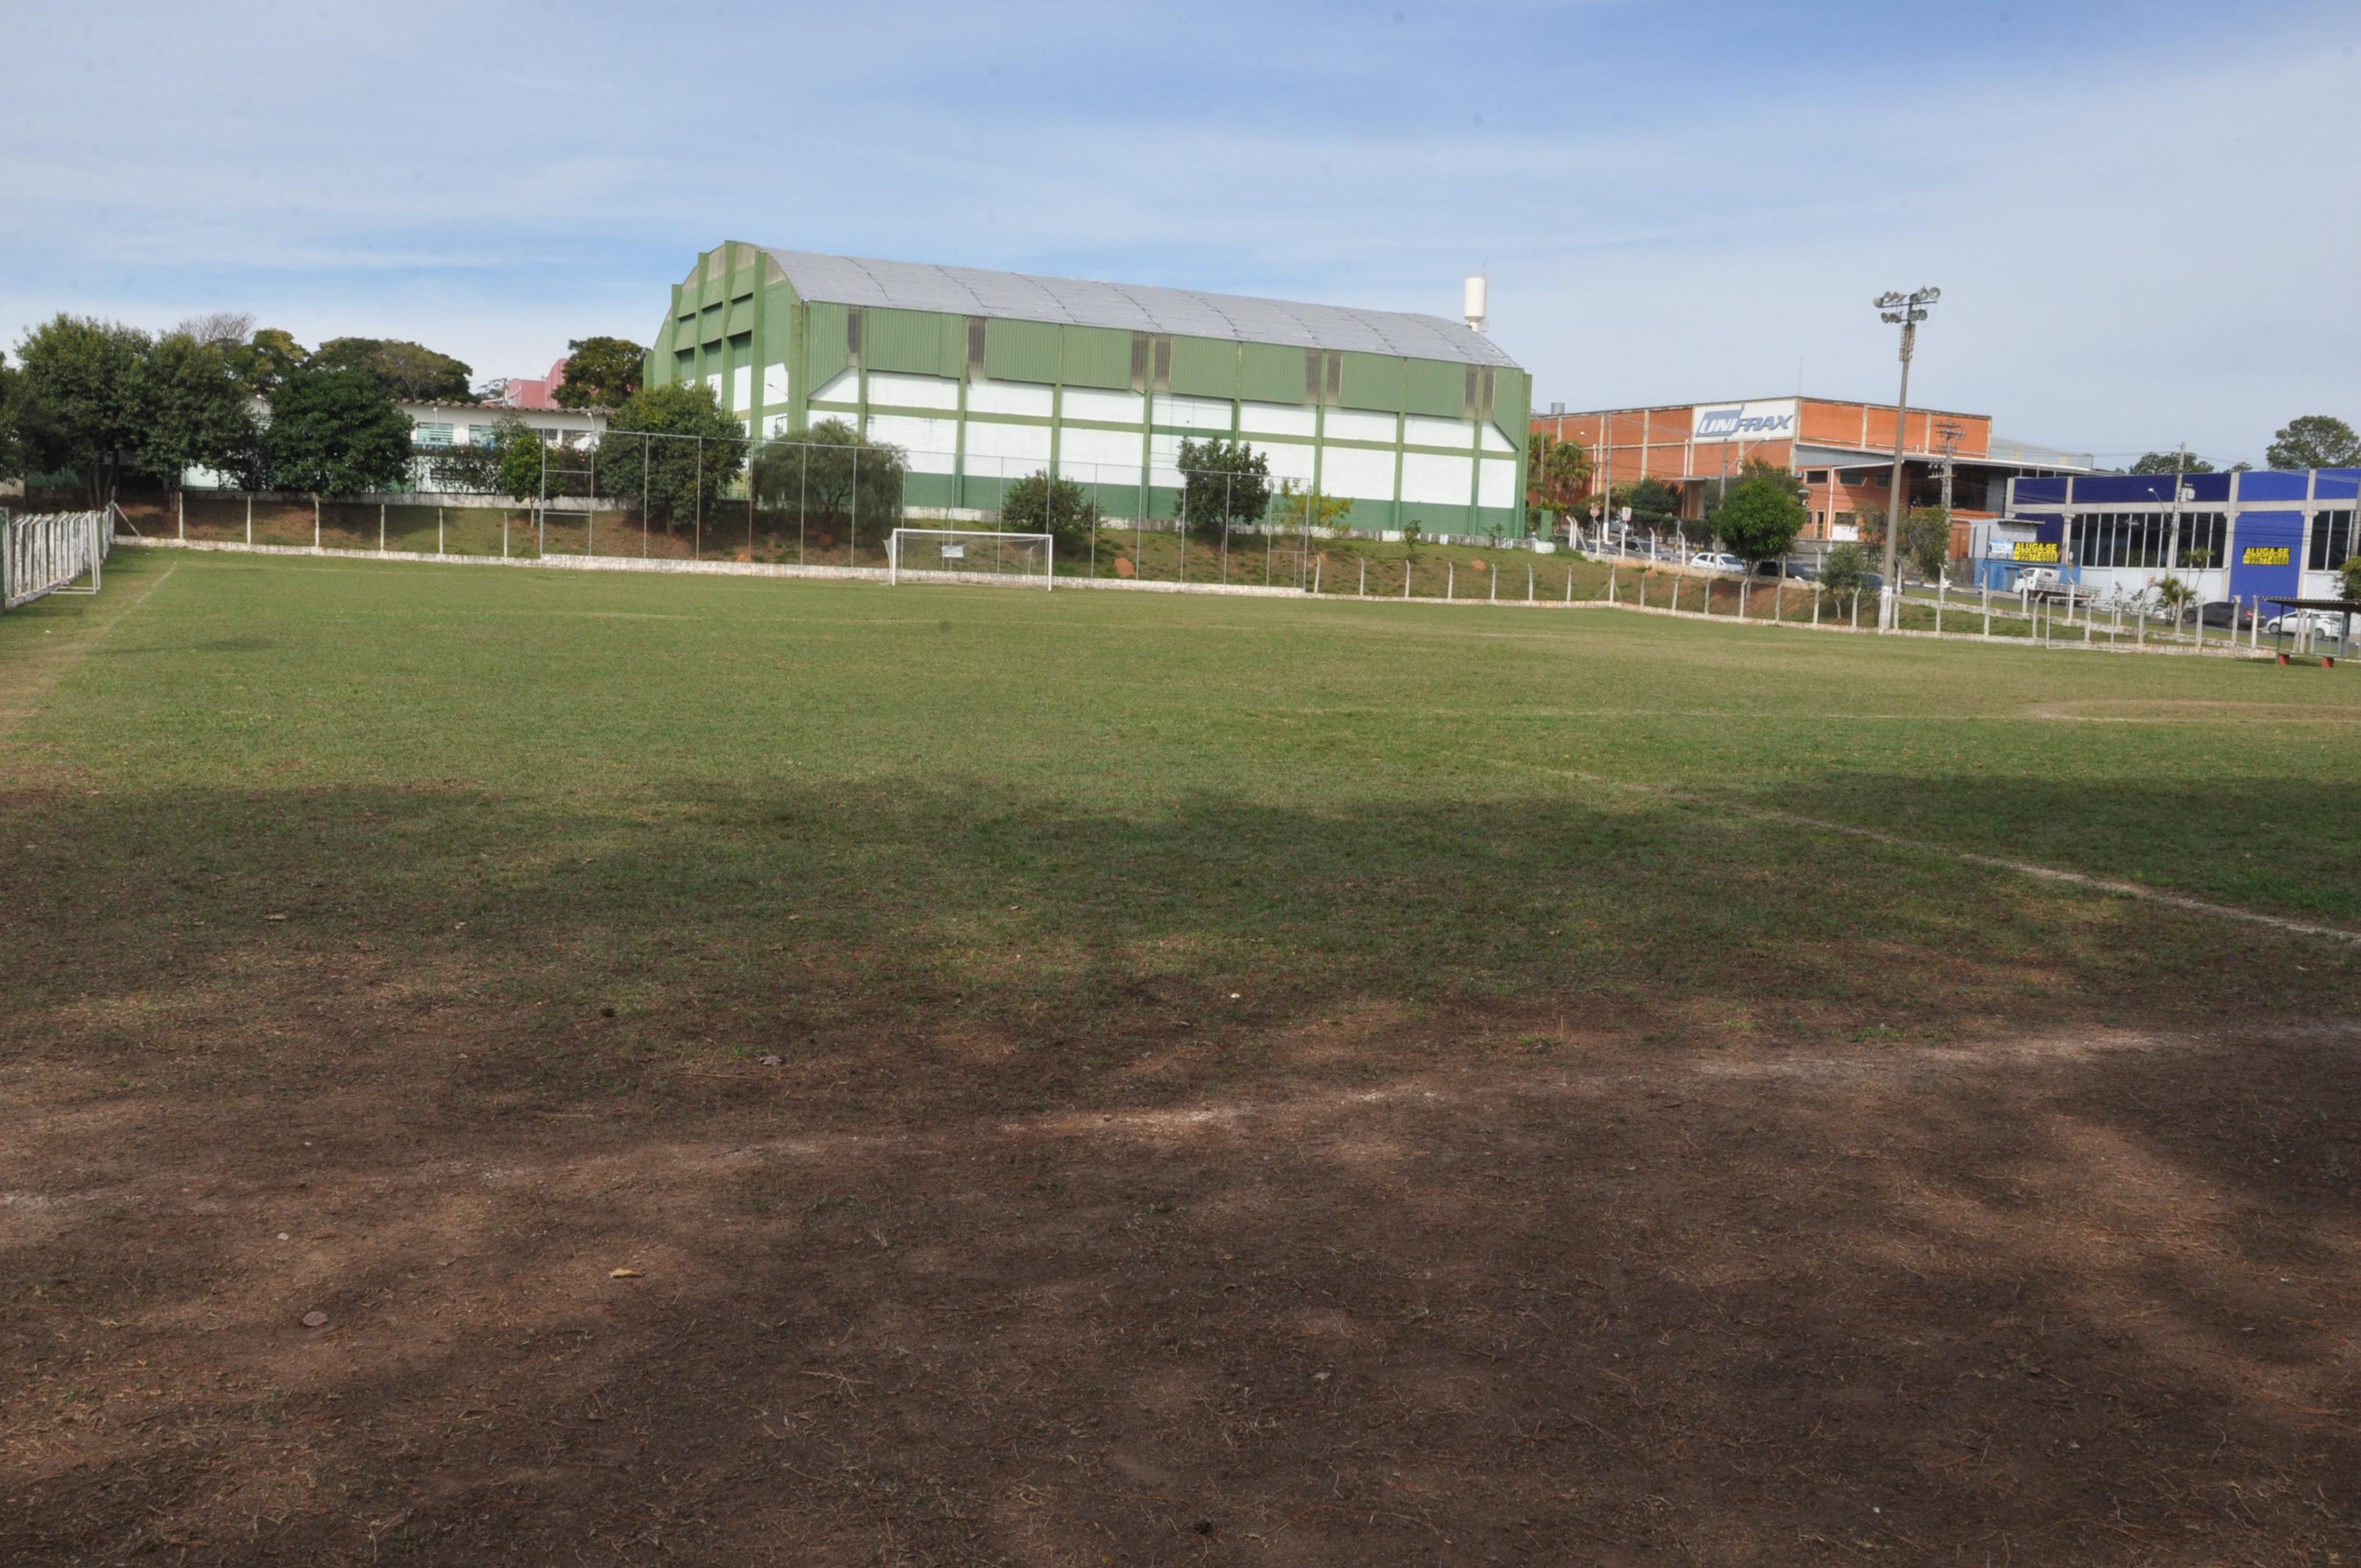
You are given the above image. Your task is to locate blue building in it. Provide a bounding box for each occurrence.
[1989,468,2360,608]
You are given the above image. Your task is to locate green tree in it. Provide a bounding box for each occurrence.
[143,332,262,494]
[12,314,157,504]
[308,337,475,402]
[599,382,748,531]
[1608,476,1682,532]
[1819,541,1872,601]
[2264,415,2360,471]
[1399,519,1424,552]
[2128,451,2216,476]
[264,365,415,496]
[1708,462,1807,565]
[2341,556,2361,604]
[746,418,899,546]
[0,351,26,484]
[1850,503,1888,550]
[1177,437,1270,536]
[1272,479,1352,535]
[552,336,645,410]
[2151,573,2197,630]
[490,414,551,503]
[999,469,1099,551]
[1898,504,1952,582]
[1526,432,1592,526]
[233,328,308,396]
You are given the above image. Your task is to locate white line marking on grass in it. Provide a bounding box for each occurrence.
[0,562,178,749]
[1511,761,2361,947]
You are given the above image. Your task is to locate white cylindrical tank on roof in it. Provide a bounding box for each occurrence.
[1463,275,1488,333]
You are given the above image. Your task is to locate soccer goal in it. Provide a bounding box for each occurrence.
[1,507,112,613]
[888,529,1054,589]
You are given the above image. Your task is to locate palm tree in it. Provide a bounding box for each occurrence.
[1526,433,1594,535]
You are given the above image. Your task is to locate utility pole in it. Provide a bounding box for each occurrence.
[1934,419,1963,514]
[1874,287,1940,628]
[2169,440,2188,574]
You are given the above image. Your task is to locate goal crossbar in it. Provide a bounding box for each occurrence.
[888,529,1054,589]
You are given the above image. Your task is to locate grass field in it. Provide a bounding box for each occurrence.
[5,548,2360,1564]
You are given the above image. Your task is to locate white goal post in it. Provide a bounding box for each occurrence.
[888,529,1054,589]
[1,508,112,612]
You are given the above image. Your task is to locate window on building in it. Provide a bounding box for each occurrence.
[966,318,987,379]
[2310,509,2354,571]
[1131,333,1150,393]
[1325,352,1343,404]
[413,421,453,448]
[1805,469,1828,484]
[1479,368,1496,419]
[846,306,864,363]
[1152,336,1172,393]
[1462,367,1479,419]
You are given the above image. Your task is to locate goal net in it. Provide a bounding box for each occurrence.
[888,529,1053,589]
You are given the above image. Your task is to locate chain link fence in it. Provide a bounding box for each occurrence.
[143,426,1551,592]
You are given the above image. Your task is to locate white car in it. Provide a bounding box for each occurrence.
[1689,551,1746,574]
[2265,609,2343,639]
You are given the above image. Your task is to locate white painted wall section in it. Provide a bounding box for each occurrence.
[865,414,959,473]
[1062,387,1145,425]
[1404,414,1476,450]
[962,418,1052,478]
[1239,402,1316,438]
[1477,458,1516,509]
[1323,408,1396,443]
[1320,445,1397,503]
[966,380,1053,418]
[731,366,752,411]
[764,364,790,404]
[808,369,859,407]
[866,372,960,410]
[1401,452,1474,507]
[1152,394,1233,432]
[1057,427,1141,484]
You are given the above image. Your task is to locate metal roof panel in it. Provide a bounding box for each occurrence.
[755,247,1518,369]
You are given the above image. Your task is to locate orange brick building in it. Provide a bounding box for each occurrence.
[1530,395,2091,542]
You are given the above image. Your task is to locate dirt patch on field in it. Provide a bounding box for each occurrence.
[5,1008,2360,1564]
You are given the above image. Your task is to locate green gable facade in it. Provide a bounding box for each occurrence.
[647,242,1532,537]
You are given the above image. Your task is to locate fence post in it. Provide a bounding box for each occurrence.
[1360,557,1366,597]
[1403,560,1410,600]
[1447,561,1454,600]
[380,501,386,553]
[1608,567,1617,603]
[438,506,445,556]
[246,494,252,545]
[178,490,186,542]
[1527,563,1534,602]
[313,494,321,548]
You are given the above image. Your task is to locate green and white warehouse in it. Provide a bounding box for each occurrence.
[645,242,1532,536]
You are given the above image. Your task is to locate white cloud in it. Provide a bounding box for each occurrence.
[2,1,2354,463]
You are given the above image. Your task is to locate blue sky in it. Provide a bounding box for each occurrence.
[3,0,2355,465]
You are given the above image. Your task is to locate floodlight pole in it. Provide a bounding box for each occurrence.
[1874,286,1938,629]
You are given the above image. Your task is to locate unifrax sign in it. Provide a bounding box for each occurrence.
[1691,399,1798,444]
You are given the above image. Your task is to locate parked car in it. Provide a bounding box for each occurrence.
[1689,551,1745,574]
[2266,609,2345,638]
[2199,600,2255,631]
